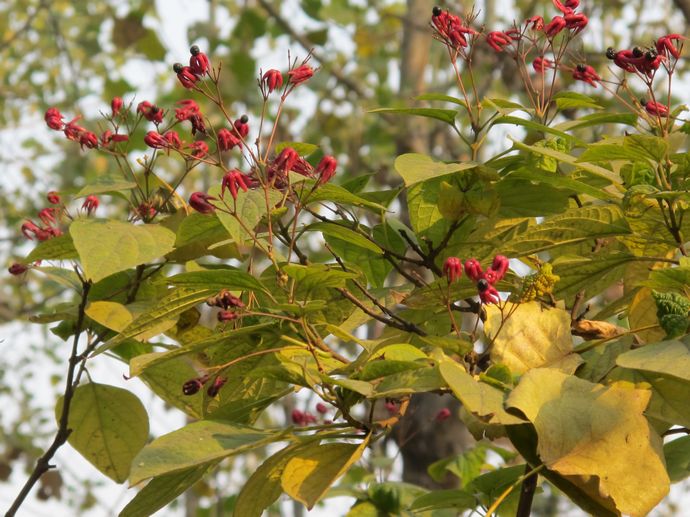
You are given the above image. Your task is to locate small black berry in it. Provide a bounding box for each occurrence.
[605,47,616,60]
[240,114,249,124]
[632,46,644,57]
[190,45,200,56]
[477,278,489,292]
[576,64,586,72]
[432,6,442,17]
[173,63,184,73]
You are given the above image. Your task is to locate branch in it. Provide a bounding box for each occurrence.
[6,280,91,517]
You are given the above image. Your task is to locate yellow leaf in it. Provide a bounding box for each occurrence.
[86,301,132,332]
[485,301,573,374]
[281,436,369,509]
[507,369,669,516]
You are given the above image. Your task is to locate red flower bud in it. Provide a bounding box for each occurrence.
[274,147,299,172]
[572,64,600,87]
[173,63,199,89]
[79,131,99,150]
[443,257,463,283]
[217,310,239,322]
[144,131,167,149]
[233,115,249,138]
[38,207,57,226]
[189,192,216,214]
[207,376,226,397]
[81,195,99,215]
[47,191,61,204]
[164,131,182,148]
[63,117,86,141]
[316,155,337,185]
[189,140,209,158]
[489,255,509,280]
[316,402,328,414]
[8,263,28,276]
[175,99,200,121]
[189,114,206,135]
[532,56,554,73]
[477,278,500,304]
[486,31,513,52]
[464,258,483,282]
[44,107,64,130]
[217,128,241,151]
[643,100,669,117]
[564,12,588,32]
[111,97,123,116]
[221,169,250,200]
[656,34,685,60]
[137,101,165,124]
[287,64,314,85]
[526,15,544,31]
[291,409,306,425]
[262,69,284,93]
[544,16,566,38]
[435,407,451,422]
[189,45,210,76]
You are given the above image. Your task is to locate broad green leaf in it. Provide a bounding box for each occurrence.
[174,213,229,247]
[283,263,358,293]
[552,253,637,300]
[643,266,690,292]
[556,112,637,131]
[502,205,630,256]
[373,365,446,398]
[96,287,219,353]
[70,219,175,282]
[506,168,612,201]
[510,137,621,185]
[492,116,575,142]
[664,435,690,482]
[281,437,369,509]
[439,360,525,425]
[307,222,383,254]
[56,383,148,483]
[369,107,457,126]
[406,178,448,243]
[166,269,269,294]
[302,181,386,211]
[34,266,82,291]
[409,489,475,512]
[325,236,391,288]
[212,187,283,244]
[76,177,137,197]
[393,153,476,186]
[130,421,282,484]
[119,462,217,517]
[139,356,205,418]
[25,233,78,262]
[496,178,572,217]
[415,92,467,106]
[578,135,668,164]
[616,340,690,381]
[553,91,602,111]
[235,442,316,517]
[275,141,319,155]
[484,302,574,374]
[507,369,669,516]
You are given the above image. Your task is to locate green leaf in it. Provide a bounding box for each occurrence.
[76,177,137,197]
[507,369,670,516]
[56,383,148,483]
[664,435,690,482]
[70,219,175,283]
[284,263,358,293]
[166,269,269,294]
[281,438,369,509]
[616,340,690,381]
[235,443,315,517]
[119,462,217,517]
[96,287,219,354]
[25,234,78,262]
[439,360,525,425]
[275,141,319,155]
[174,213,229,247]
[212,187,283,244]
[129,421,282,484]
[552,252,637,300]
[373,365,446,398]
[137,29,166,60]
[409,489,475,512]
[502,205,630,256]
[557,112,638,131]
[644,266,690,292]
[510,137,621,185]
[369,107,457,126]
[302,181,386,211]
[553,91,602,111]
[307,222,383,254]
[492,116,575,142]
[415,93,467,107]
[506,167,613,201]
[393,153,477,186]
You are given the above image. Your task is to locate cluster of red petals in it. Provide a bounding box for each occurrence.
[431,6,476,50]
[189,45,210,76]
[175,99,200,121]
[291,409,317,426]
[82,195,99,215]
[287,64,314,86]
[266,147,338,188]
[606,44,668,77]
[486,31,513,52]
[442,255,509,303]
[45,108,114,150]
[533,56,554,73]
[221,169,250,200]
[189,192,216,214]
[572,64,600,86]
[217,128,241,151]
[137,101,164,124]
[262,69,284,94]
[642,100,669,117]
[111,97,124,116]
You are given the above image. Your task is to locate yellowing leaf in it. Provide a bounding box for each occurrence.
[616,340,690,381]
[70,219,175,282]
[507,369,669,516]
[439,360,525,425]
[86,301,133,332]
[56,383,149,483]
[281,437,369,509]
[485,302,574,374]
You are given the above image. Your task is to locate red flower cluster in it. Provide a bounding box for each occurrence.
[431,6,477,50]
[606,45,666,77]
[266,147,338,188]
[173,45,211,89]
[442,255,510,304]
[291,408,317,426]
[642,99,669,117]
[221,169,250,200]
[572,64,600,87]
[45,107,125,150]
[137,101,165,124]
[189,192,216,214]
